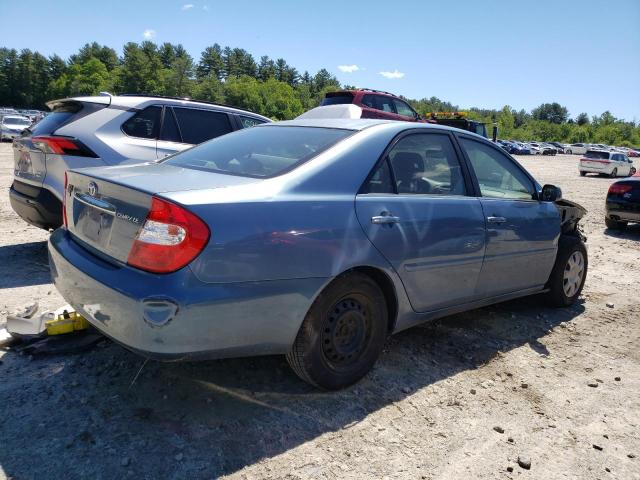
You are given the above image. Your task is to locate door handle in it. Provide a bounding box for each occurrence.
[487,216,506,224]
[371,215,401,224]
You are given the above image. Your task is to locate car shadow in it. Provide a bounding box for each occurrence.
[0,294,584,479]
[604,223,640,240]
[0,240,51,288]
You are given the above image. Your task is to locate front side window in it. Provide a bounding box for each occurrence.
[393,99,415,118]
[460,137,535,200]
[173,108,233,145]
[164,126,352,178]
[376,95,396,113]
[361,94,376,108]
[122,106,161,139]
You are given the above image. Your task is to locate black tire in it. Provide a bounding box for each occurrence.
[567,149,572,154]
[630,167,636,175]
[610,168,618,178]
[545,235,588,307]
[286,272,388,390]
[605,217,627,230]
[579,171,586,177]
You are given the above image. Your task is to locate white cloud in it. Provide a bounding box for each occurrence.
[142,29,156,39]
[379,70,405,79]
[338,64,360,73]
[182,3,194,10]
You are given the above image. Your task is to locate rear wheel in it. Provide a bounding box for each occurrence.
[566,149,572,154]
[286,272,388,390]
[605,217,627,230]
[545,236,588,307]
[579,171,586,177]
[610,168,618,178]
[630,167,636,175]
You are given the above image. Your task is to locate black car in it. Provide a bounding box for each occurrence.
[605,174,640,229]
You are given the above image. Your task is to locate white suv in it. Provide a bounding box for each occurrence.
[10,94,270,229]
[579,150,636,177]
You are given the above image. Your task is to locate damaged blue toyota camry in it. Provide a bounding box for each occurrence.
[49,118,587,389]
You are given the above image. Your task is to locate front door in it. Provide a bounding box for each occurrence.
[355,132,486,312]
[457,136,560,297]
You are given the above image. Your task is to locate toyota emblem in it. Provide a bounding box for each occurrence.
[88,182,98,197]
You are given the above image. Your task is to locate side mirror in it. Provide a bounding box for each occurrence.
[540,184,562,202]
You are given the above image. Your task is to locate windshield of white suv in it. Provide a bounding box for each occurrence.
[164,125,353,178]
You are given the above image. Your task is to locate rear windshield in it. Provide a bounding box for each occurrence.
[585,150,610,159]
[321,93,354,106]
[164,126,353,178]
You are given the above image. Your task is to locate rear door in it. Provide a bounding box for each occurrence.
[355,131,486,312]
[119,106,163,162]
[457,135,559,296]
[156,107,234,158]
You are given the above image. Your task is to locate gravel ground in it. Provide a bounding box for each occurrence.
[0,143,638,480]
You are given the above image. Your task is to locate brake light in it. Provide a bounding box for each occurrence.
[127,197,210,273]
[608,183,632,195]
[63,172,68,228]
[32,136,98,158]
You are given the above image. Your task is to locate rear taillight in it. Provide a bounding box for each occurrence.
[608,183,632,195]
[127,197,210,273]
[32,135,98,158]
[63,172,68,228]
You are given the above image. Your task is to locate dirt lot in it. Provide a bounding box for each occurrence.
[0,143,638,480]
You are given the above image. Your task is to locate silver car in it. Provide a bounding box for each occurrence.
[1,115,31,141]
[10,94,270,229]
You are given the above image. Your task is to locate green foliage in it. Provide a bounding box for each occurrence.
[0,41,638,147]
[532,102,569,124]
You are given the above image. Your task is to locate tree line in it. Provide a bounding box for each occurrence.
[1,42,638,146]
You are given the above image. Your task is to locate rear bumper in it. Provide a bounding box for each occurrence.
[580,164,611,174]
[0,131,21,140]
[9,181,62,230]
[606,202,640,223]
[48,229,326,360]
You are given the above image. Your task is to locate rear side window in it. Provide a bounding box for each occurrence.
[122,106,161,139]
[460,137,535,200]
[321,93,354,106]
[239,116,267,128]
[159,108,182,142]
[585,150,610,160]
[173,108,232,145]
[361,95,376,108]
[164,126,352,178]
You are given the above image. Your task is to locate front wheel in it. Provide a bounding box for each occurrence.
[610,168,618,178]
[286,272,388,390]
[630,167,636,175]
[545,236,588,307]
[566,150,572,154]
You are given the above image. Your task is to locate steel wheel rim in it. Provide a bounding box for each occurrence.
[563,251,585,297]
[321,295,371,371]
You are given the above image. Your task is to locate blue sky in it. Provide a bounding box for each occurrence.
[2,0,639,120]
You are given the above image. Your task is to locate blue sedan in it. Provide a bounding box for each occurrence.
[49,119,588,389]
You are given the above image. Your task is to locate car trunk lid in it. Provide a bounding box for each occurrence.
[65,170,153,263]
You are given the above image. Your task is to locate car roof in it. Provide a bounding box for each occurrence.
[269,118,472,135]
[48,94,271,121]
